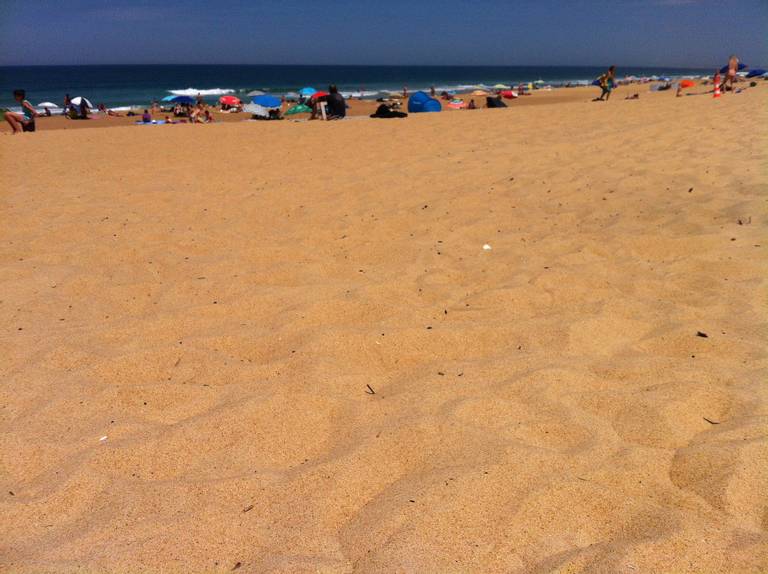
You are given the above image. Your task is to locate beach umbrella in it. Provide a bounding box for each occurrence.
[284,103,312,115]
[70,96,94,108]
[501,90,518,99]
[161,95,176,102]
[37,101,59,108]
[746,69,766,78]
[719,62,747,74]
[169,95,195,105]
[219,95,241,105]
[246,90,265,96]
[679,79,696,89]
[310,91,329,100]
[471,90,488,96]
[299,87,317,97]
[493,84,511,90]
[243,103,272,118]
[251,94,281,108]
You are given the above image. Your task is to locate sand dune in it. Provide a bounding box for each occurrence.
[1,86,766,573]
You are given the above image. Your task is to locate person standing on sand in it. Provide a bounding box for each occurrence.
[720,55,739,92]
[4,89,38,134]
[595,66,616,101]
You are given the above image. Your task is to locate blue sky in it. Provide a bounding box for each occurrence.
[0,0,765,67]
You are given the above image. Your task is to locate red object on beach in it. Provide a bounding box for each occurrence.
[219,95,241,105]
[310,91,329,100]
[713,72,721,98]
[500,90,518,99]
[679,80,695,89]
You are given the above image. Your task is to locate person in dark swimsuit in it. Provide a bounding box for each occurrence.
[319,85,346,119]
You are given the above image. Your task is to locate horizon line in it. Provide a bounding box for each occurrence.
[0,63,719,70]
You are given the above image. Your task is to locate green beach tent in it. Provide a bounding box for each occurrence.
[284,103,312,115]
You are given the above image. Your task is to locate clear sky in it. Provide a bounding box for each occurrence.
[1,0,765,68]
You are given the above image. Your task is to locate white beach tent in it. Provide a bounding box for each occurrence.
[243,103,276,118]
[37,101,59,108]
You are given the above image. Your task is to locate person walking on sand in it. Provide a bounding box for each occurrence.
[4,90,38,134]
[595,66,616,101]
[720,55,739,92]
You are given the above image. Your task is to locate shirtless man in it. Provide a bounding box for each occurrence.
[720,55,739,92]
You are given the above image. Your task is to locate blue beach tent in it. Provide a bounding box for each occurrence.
[746,68,766,78]
[408,91,441,113]
[161,95,176,102]
[251,95,282,108]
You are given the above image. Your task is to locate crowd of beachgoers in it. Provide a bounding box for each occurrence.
[3,57,763,135]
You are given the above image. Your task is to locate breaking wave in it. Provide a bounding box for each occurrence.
[168,88,235,96]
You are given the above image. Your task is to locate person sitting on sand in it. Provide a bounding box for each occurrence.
[141,109,152,123]
[4,89,38,134]
[313,85,347,120]
[468,99,477,109]
[595,66,616,101]
[720,55,739,92]
[98,103,122,117]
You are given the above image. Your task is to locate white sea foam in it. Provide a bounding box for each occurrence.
[340,90,380,98]
[168,88,234,96]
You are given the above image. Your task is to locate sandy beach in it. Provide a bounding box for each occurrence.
[1,84,766,573]
[1,84,661,133]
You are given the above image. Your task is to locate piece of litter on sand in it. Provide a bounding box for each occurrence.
[99,436,108,442]
[365,384,376,395]
[703,417,720,425]
[696,331,708,338]
[483,244,492,251]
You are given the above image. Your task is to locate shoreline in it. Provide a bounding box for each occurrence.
[3,82,750,134]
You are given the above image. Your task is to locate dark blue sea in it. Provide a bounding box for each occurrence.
[0,64,711,110]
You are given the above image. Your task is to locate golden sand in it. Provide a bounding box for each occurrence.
[1,85,766,573]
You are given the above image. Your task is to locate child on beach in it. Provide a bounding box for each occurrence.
[595,66,616,101]
[4,90,38,134]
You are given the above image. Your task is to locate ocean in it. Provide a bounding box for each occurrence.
[0,64,712,111]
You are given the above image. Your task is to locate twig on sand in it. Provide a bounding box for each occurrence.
[703,417,720,425]
[242,505,254,513]
[231,562,242,571]
[365,384,376,395]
